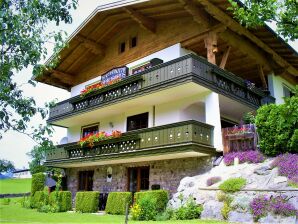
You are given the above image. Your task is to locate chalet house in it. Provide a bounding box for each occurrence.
[37,0,297,200]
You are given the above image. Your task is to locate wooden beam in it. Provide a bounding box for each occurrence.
[219,46,231,69]
[204,31,217,64]
[74,35,105,55]
[123,7,156,33]
[181,23,226,48]
[257,65,268,89]
[179,0,210,29]
[50,69,75,85]
[196,0,298,76]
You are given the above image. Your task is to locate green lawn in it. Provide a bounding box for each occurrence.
[0,199,226,224]
[0,179,31,194]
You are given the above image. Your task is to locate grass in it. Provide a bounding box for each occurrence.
[0,198,226,224]
[0,179,31,194]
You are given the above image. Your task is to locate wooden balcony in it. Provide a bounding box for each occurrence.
[45,120,216,167]
[48,54,275,123]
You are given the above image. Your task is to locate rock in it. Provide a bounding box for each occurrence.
[177,176,195,192]
[259,214,297,224]
[230,194,252,212]
[228,211,254,223]
[201,200,224,220]
[274,176,288,184]
[254,165,271,175]
[288,197,298,210]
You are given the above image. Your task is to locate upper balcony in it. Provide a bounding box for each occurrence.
[48,54,275,124]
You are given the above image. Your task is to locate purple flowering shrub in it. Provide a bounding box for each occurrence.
[224,150,265,166]
[250,195,297,221]
[271,153,298,184]
[206,176,221,186]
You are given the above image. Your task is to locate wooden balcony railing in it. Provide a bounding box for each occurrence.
[48,54,275,122]
[45,120,215,163]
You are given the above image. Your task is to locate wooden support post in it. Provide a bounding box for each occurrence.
[204,32,217,65]
[258,65,268,89]
[219,46,231,69]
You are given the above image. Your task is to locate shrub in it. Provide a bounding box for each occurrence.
[271,153,298,180]
[224,150,265,166]
[75,191,99,213]
[206,176,222,186]
[21,196,31,209]
[135,190,168,212]
[219,178,246,193]
[130,195,157,221]
[217,192,233,204]
[37,204,59,213]
[49,191,72,212]
[255,95,298,156]
[30,190,49,209]
[105,192,132,215]
[1,198,10,205]
[221,202,231,220]
[173,197,203,220]
[250,195,297,221]
[31,172,45,196]
[242,111,255,124]
[155,209,174,221]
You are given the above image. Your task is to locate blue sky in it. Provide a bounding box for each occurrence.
[0,0,297,169]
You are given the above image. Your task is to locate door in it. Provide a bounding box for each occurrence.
[127,166,149,193]
[78,171,94,191]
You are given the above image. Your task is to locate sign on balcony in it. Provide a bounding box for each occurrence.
[101,66,128,85]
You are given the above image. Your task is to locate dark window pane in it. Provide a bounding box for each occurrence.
[127,112,148,131]
[131,36,137,48]
[82,125,98,138]
[119,42,125,53]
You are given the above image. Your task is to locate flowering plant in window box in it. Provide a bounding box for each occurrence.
[78,130,122,148]
[80,77,122,97]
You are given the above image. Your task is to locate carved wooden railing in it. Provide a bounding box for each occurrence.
[48,54,275,122]
[45,120,214,162]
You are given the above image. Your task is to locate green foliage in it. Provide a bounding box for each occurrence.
[221,202,232,220]
[242,112,255,124]
[30,191,49,209]
[75,191,99,213]
[49,191,72,212]
[135,190,168,212]
[31,173,45,196]
[173,197,203,220]
[155,209,174,221]
[105,192,132,215]
[219,178,246,193]
[255,95,298,156]
[0,159,15,172]
[20,196,31,209]
[1,198,11,205]
[0,0,77,144]
[131,195,157,221]
[217,192,233,204]
[37,204,59,213]
[228,0,297,41]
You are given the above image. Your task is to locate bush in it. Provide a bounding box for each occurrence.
[105,192,132,215]
[219,178,246,193]
[217,192,233,204]
[30,190,49,209]
[173,197,203,220]
[206,176,222,186]
[221,202,231,220]
[255,95,298,156]
[75,191,99,213]
[271,153,298,182]
[250,195,297,221]
[224,151,265,166]
[1,198,10,205]
[37,204,60,213]
[31,172,45,196]
[130,195,157,221]
[135,190,168,212]
[49,191,72,212]
[21,196,31,209]
[155,209,173,221]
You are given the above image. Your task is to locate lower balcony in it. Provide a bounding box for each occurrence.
[45,120,217,168]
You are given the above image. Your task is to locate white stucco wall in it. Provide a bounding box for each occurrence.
[268,74,296,104]
[70,43,196,97]
[66,95,207,142]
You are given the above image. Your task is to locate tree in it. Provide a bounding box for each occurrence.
[0,0,77,144]
[27,142,54,174]
[0,159,15,173]
[228,0,298,41]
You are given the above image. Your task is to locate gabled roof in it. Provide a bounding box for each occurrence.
[36,0,298,90]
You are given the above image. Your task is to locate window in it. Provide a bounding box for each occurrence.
[78,171,94,191]
[283,85,294,98]
[127,112,149,131]
[119,41,126,53]
[130,36,137,48]
[127,167,149,193]
[81,124,99,138]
